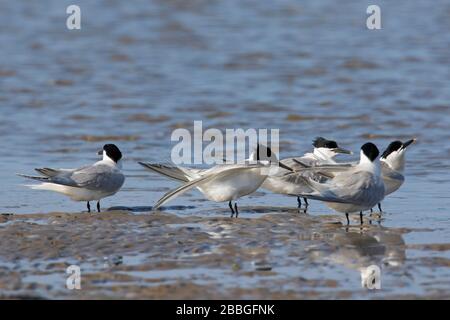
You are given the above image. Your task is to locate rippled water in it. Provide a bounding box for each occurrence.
[1,0,450,299]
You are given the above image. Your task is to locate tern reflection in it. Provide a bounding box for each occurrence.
[308,225,406,288]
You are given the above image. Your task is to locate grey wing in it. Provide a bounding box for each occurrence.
[292,160,355,172]
[18,167,74,183]
[68,165,125,192]
[328,171,385,205]
[281,157,318,172]
[383,171,405,184]
[139,162,190,182]
[298,193,364,204]
[279,161,334,181]
[19,166,87,186]
[277,158,319,181]
[273,171,315,191]
[381,165,405,183]
[284,158,355,180]
[34,167,78,177]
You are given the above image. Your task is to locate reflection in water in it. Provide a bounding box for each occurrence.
[307,223,406,288]
[361,265,381,290]
[0,209,440,299]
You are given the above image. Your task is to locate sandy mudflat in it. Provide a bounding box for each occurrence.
[1,209,447,299]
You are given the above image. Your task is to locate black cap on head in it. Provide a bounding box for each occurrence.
[313,137,338,149]
[256,144,272,161]
[103,144,122,163]
[361,142,380,162]
[381,141,402,159]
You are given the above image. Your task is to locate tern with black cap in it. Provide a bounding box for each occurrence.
[294,139,416,213]
[17,144,125,213]
[262,137,352,210]
[376,139,416,211]
[140,144,293,217]
[295,142,385,225]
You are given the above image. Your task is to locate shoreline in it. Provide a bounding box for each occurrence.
[1,210,447,299]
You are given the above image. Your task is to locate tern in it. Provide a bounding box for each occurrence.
[296,142,385,225]
[377,139,416,211]
[294,139,416,212]
[139,145,293,217]
[262,137,352,209]
[17,144,125,212]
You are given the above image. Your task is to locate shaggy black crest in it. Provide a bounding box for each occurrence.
[313,137,338,149]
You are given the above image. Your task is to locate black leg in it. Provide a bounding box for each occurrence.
[303,198,309,207]
[229,201,235,218]
[297,196,301,208]
[360,211,363,225]
[303,198,309,213]
[346,213,350,225]
[97,201,101,213]
[378,203,382,213]
[87,201,91,213]
[370,208,373,213]
[234,203,239,218]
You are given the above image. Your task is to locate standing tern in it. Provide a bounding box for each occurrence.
[294,139,416,212]
[139,145,293,217]
[377,139,416,211]
[296,142,385,225]
[262,137,352,209]
[17,144,125,212]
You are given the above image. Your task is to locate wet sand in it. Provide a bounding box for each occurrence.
[1,209,447,299]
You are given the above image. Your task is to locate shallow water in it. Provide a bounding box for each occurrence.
[0,0,450,299]
[0,211,445,299]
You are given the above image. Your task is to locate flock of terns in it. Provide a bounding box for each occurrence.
[17,137,415,225]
